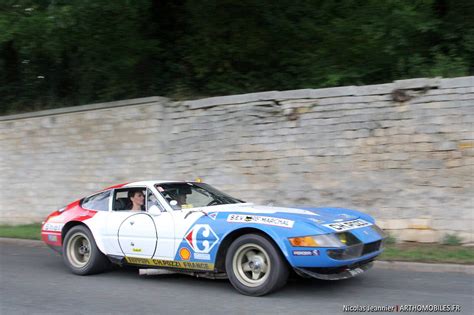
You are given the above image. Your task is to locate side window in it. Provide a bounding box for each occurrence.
[112,188,146,211]
[147,189,165,213]
[82,190,111,211]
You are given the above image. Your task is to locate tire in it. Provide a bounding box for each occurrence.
[225,234,289,296]
[62,225,110,275]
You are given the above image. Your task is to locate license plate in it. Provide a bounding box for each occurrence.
[323,219,372,232]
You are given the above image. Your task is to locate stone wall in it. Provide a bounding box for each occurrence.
[1,77,473,243]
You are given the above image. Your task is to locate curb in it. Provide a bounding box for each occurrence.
[374,260,474,275]
[1,238,473,275]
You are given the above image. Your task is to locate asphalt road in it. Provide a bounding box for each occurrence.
[1,239,473,315]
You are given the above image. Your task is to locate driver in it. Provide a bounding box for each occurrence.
[176,192,187,207]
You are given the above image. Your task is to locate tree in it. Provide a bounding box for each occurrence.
[1,0,472,114]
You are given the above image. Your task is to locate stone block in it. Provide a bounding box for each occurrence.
[434,141,457,151]
[457,232,474,243]
[378,219,409,230]
[411,159,444,170]
[432,219,473,232]
[355,83,394,96]
[398,229,440,243]
[183,91,280,109]
[394,77,441,90]
[407,218,433,230]
[439,76,474,89]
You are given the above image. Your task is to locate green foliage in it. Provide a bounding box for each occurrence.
[381,243,474,264]
[442,233,463,246]
[0,223,42,240]
[1,0,473,114]
[384,233,397,245]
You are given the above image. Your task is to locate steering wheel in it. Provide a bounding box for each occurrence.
[206,200,219,206]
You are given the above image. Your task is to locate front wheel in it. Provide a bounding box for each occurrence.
[63,225,110,275]
[225,234,289,296]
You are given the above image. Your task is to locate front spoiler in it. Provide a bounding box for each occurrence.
[294,260,374,280]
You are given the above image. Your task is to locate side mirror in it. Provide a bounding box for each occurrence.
[169,200,181,210]
[148,205,162,215]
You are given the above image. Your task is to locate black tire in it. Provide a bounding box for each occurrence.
[225,234,289,296]
[62,225,110,275]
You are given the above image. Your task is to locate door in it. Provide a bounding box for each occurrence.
[118,212,157,258]
[105,186,176,260]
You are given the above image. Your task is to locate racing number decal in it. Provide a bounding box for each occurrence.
[184,224,219,254]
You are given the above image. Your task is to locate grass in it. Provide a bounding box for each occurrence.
[0,223,42,240]
[0,224,473,264]
[381,243,474,265]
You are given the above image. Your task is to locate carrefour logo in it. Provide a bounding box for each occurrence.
[185,224,219,254]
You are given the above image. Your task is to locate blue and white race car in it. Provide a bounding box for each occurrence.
[42,180,386,296]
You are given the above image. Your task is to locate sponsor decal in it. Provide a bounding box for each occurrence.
[227,214,295,228]
[309,218,324,224]
[323,219,372,232]
[43,222,64,232]
[132,248,142,252]
[179,248,191,260]
[194,253,211,260]
[208,212,218,220]
[47,234,58,242]
[125,257,214,271]
[185,224,219,254]
[292,250,320,256]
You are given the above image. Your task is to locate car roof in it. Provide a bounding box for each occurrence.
[123,180,190,187]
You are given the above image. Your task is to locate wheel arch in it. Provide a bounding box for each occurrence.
[214,227,290,272]
[61,221,107,255]
[61,221,85,243]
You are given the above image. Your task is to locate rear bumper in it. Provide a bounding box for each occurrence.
[294,257,375,280]
[41,230,63,254]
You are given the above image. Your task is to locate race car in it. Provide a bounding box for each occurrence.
[42,180,386,296]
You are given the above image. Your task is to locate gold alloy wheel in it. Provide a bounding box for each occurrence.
[67,232,91,268]
[232,243,271,287]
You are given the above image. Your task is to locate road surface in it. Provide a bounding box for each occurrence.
[1,239,472,314]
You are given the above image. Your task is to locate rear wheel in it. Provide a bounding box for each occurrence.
[225,234,289,296]
[63,225,110,275]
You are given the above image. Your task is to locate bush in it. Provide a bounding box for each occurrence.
[441,233,462,246]
[384,233,397,245]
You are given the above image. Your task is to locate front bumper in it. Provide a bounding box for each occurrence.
[286,224,386,268]
[294,258,375,280]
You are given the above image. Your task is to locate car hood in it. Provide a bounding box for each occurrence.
[202,203,362,225]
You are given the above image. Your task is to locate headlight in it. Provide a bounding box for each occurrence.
[336,232,361,246]
[289,234,344,247]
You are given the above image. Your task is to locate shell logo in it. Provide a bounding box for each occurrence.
[179,247,191,261]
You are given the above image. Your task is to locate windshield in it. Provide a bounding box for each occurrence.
[155,182,244,209]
